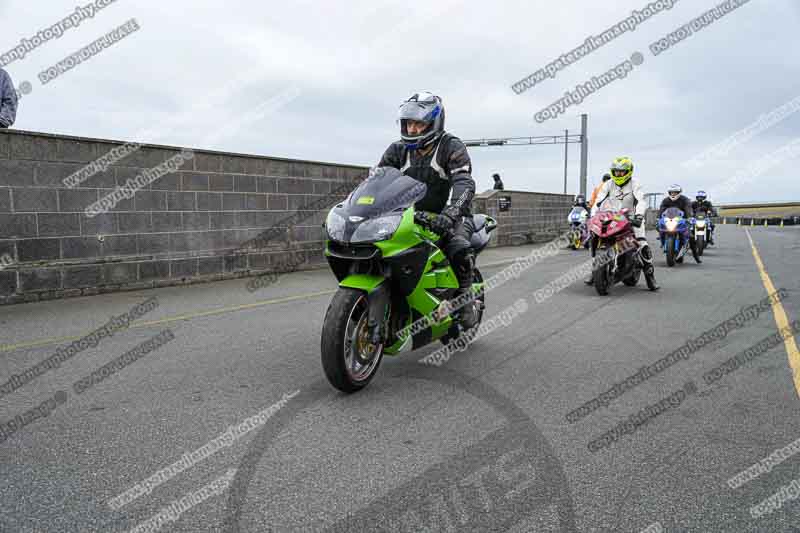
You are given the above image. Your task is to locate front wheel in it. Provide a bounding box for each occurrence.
[593,255,612,296]
[696,235,705,256]
[321,288,384,393]
[690,240,702,264]
[666,235,676,267]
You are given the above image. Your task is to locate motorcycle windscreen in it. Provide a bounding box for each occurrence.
[342,167,427,219]
[662,207,684,219]
[568,207,587,221]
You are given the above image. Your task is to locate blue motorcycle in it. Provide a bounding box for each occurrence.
[567,207,590,249]
[657,207,700,267]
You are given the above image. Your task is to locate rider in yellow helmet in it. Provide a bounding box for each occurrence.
[587,156,659,290]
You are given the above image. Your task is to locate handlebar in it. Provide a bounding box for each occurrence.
[414,210,454,238]
[414,210,433,226]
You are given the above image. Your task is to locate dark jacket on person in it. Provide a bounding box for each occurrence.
[493,178,504,190]
[378,132,475,217]
[573,202,590,214]
[659,195,694,218]
[691,199,716,216]
[0,68,18,128]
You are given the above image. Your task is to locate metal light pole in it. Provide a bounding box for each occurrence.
[579,114,588,197]
[563,129,569,194]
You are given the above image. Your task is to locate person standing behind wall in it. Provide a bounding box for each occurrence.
[492,173,504,190]
[0,67,18,128]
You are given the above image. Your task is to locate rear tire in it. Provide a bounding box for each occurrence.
[666,236,676,267]
[321,288,383,393]
[623,267,640,286]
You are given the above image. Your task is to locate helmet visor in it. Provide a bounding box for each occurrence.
[611,169,628,177]
[398,101,439,123]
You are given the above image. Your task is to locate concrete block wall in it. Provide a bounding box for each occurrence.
[0,129,367,305]
[0,129,574,305]
[473,190,574,247]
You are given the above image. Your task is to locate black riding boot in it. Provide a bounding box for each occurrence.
[452,250,478,329]
[639,243,660,291]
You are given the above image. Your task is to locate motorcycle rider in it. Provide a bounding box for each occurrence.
[658,184,699,263]
[569,194,590,249]
[658,184,694,218]
[589,173,611,209]
[378,91,479,328]
[573,194,590,213]
[691,190,716,245]
[586,156,659,290]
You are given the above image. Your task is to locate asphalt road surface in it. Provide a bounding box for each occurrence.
[1,225,799,533]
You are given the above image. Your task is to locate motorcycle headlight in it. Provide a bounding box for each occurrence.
[696,220,706,228]
[325,210,347,242]
[350,214,403,243]
[665,219,678,232]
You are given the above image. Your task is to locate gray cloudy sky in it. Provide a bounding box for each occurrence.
[1,0,798,202]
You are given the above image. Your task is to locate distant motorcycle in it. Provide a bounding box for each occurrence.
[657,207,700,267]
[694,213,709,256]
[588,208,652,295]
[567,207,590,249]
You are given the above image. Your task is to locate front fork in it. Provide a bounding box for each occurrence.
[366,283,391,346]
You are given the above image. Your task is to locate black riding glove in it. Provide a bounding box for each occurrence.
[419,211,456,235]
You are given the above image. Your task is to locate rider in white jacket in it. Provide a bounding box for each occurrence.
[588,156,659,290]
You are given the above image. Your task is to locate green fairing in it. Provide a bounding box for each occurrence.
[338,274,385,292]
[334,204,472,350]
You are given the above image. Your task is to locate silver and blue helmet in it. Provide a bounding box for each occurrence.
[398,91,445,149]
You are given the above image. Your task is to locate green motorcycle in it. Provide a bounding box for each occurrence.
[321,167,497,392]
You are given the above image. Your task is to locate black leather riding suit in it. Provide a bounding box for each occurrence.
[378,132,476,289]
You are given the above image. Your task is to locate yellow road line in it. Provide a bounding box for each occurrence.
[745,229,800,394]
[0,290,335,354]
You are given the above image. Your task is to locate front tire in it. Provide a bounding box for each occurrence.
[696,235,705,256]
[593,256,612,296]
[321,288,383,393]
[666,236,676,267]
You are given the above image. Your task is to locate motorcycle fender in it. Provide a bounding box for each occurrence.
[339,274,386,293]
